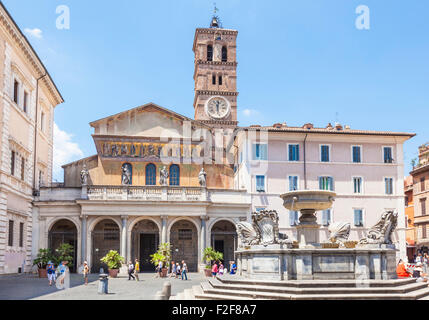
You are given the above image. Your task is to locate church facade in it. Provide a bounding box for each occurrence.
[32,16,413,273]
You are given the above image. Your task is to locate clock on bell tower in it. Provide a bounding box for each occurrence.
[192,15,238,128]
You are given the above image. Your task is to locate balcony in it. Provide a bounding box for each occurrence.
[87,185,208,202]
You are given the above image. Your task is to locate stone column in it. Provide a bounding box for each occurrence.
[161,215,167,244]
[81,215,87,264]
[121,216,128,261]
[200,216,208,268]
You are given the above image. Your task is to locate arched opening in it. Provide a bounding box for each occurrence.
[131,220,159,272]
[91,219,120,273]
[207,45,213,61]
[211,220,237,265]
[222,46,227,62]
[170,220,198,272]
[49,219,78,272]
[169,164,180,186]
[145,163,156,185]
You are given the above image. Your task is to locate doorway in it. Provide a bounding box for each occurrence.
[140,233,158,271]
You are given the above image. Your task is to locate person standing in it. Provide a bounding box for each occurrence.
[176,263,181,278]
[218,263,224,276]
[230,261,237,275]
[46,261,56,286]
[56,261,70,290]
[416,252,423,264]
[169,261,176,278]
[211,261,218,277]
[134,259,140,281]
[128,260,135,281]
[423,253,429,275]
[181,260,188,280]
[83,261,90,285]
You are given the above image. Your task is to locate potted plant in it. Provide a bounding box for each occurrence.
[203,247,223,277]
[150,243,171,277]
[54,243,74,270]
[100,250,125,278]
[33,248,55,278]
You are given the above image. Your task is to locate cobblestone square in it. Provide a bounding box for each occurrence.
[0,272,205,300]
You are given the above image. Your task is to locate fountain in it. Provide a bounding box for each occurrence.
[234,190,398,281]
[172,190,429,299]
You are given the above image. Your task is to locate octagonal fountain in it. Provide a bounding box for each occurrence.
[234,190,398,281]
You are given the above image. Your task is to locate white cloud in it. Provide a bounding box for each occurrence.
[242,108,260,117]
[24,28,43,39]
[53,123,84,181]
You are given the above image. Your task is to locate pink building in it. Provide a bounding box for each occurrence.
[233,123,414,259]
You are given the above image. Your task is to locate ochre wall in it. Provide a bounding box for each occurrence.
[64,156,233,189]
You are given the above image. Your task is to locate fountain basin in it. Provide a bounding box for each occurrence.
[280,190,336,211]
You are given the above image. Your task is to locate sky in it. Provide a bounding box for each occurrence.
[3,0,429,181]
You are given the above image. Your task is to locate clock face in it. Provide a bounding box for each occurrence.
[206,97,230,119]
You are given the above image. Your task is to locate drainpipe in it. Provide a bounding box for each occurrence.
[304,133,308,190]
[32,74,47,196]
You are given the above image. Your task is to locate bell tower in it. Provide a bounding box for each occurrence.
[193,14,238,128]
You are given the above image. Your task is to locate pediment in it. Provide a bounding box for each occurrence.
[90,103,210,139]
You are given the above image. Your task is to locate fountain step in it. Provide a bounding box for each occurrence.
[209,278,428,295]
[217,276,416,288]
[199,284,429,300]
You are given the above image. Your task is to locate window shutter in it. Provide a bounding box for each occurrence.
[261,144,267,160]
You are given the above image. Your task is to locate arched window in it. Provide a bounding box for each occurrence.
[207,45,213,61]
[169,164,180,186]
[218,75,222,85]
[212,74,216,85]
[145,163,156,185]
[222,46,227,62]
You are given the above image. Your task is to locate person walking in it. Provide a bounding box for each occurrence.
[134,259,140,281]
[128,260,135,281]
[83,261,90,285]
[211,261,218,277]
[181,260,188,281]
[46,261,56,286]
[56,261,70,290]
[176,262,181,278]
[169,261,176,278]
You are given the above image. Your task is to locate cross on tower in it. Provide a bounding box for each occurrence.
[213,3,219,15]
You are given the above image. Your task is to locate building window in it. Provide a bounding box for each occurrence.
[13,79,19,104]
[385,178,393,195]
[352,146,361,163]
[23,91,28,113]
[222,46,227,62]
[169,164,180,186]
[8,220,13,246]
[319,176,334,191]
[289,211,299,226]
[207,45,213,61]
[21,157,25,181]
[353,177,362,194]
[383,147,393,163]
[321,145,330,162]
[288,144,299,161]
[423,225,427,239]
[19,222,24,248]
[421,177,426,192]
[145,163,156,185]
[218,75,222,85]
[322,209,331,226]
[422,198,427,216]
[252,144,267,160]
[212,74,216,85]
[405,196,409,207]
[289,175,298,191]
[178,229,192,240]
[11,151,15,175]
[256,175,265,192]
[38,170,43,188]
[354,209,364,227]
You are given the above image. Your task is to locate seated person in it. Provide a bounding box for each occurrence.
[396,259,411,278]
